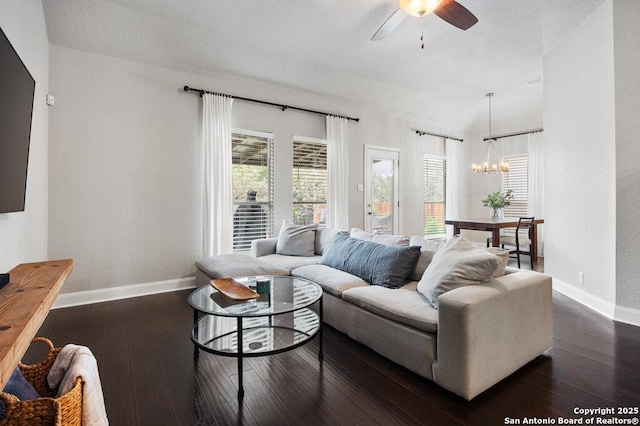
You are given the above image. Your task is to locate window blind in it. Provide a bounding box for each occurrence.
[502,155,528,218]
[423,157,446,237]
[231,133,274,252]
[293,140,327,225]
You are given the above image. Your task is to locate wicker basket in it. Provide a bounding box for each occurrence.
[0,337,83,426]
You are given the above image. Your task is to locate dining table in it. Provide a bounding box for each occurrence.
[445,217,544,262]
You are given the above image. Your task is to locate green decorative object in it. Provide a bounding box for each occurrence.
[256,278,271,294]
[482,190,514,220]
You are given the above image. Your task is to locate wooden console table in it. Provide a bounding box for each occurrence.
[0,259,73,389]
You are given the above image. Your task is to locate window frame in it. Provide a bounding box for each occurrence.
[423,155,447,239]
[501,154,528,218]
[292,135,327,226]
[231,129,274,252]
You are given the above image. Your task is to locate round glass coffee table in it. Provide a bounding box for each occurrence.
[188,275,323,400]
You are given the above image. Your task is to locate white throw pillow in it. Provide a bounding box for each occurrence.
[350,227,409,246]
[350,227,372,241]
[276,219,318,257]
[484,246,509,277]
[409,236,445,281]
[417,235,501,308]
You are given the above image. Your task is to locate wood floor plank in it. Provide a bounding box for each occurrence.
[143,292,214,425]
[98,299,136,426]
[271,377,355,426]
[358,370,462,425]
[28,288,640,425]
[123,297,178,425]
[279,346,422,425]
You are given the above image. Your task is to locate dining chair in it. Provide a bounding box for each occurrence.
[497,216,535,269]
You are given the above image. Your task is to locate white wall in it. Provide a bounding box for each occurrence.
[48,46,202,293]
[48,45,339,293]
[0,1,49,272]
[544,1,617,308]
[49,45,463,294]
[48,43,545,298]
[613,0,640,313]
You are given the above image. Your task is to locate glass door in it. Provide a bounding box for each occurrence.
[364,147,399,235]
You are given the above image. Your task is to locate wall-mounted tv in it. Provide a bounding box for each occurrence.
[0,26,35,214]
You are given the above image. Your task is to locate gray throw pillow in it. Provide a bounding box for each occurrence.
[417,235,501,308]
[315,227,345,255]
[409,236,445,281]
[276,219,318,256]
[322,234,421,288]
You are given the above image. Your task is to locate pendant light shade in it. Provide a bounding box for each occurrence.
[399,0,444,17]
[471,93,509,174]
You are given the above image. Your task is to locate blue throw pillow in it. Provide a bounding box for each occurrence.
[0,366,41,418]
[322,234,420,288]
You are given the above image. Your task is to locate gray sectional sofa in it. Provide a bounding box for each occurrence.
[196,226,553,400]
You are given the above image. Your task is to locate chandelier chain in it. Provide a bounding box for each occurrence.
[472,92,508,174]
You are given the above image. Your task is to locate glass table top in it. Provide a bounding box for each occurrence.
[188,275,322,317]
[192,309,320,355]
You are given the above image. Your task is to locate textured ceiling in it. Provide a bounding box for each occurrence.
[42,0,606,130]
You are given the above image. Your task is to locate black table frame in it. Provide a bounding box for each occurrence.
[189,277,323,400]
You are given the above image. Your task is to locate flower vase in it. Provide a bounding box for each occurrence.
[490,208,504,220]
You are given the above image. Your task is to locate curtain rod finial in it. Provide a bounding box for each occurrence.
[183,86,190,92]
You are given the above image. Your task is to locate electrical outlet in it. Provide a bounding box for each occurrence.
[578,272,584,284]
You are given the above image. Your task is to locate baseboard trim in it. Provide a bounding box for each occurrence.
[552,278,616,319]
[614,305,640,327]
[552,278,640,326]
[52,277,196,309]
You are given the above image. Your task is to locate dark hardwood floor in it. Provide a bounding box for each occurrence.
[25,269,640,425]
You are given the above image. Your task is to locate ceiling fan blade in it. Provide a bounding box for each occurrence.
[433,0,478,30]
[371,8,408,41]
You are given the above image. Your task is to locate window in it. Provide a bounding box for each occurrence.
[293,138,327,225]
[502,155,528,218]
[423,157,446,237]
[232,131,274,252]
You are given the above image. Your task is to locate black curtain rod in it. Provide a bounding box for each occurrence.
[183,86,360,122]
[483,128,543,141]
[414,129,463,142]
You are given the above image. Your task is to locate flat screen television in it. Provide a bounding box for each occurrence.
[0,26,35,213]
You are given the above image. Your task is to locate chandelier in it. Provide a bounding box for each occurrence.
[472,93,509,174]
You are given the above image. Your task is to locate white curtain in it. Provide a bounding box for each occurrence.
[445,138,461,238]
[527,131,545,256]
[326,116,349,229]
[202,93,234,257]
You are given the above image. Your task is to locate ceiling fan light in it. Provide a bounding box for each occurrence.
[399,0,444,17]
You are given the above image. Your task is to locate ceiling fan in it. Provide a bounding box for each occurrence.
[371,0,478,43]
